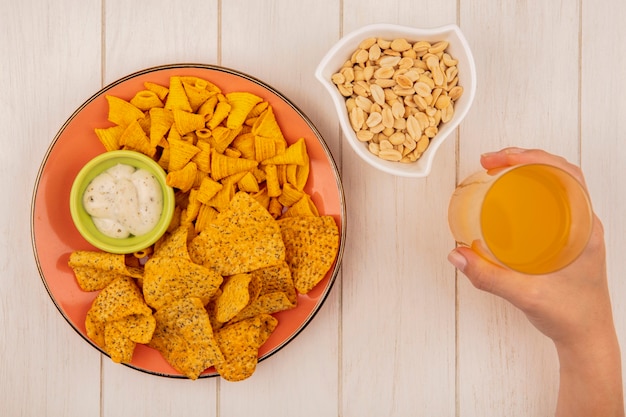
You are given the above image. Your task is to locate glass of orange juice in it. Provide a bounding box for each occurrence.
[448,164,593,274]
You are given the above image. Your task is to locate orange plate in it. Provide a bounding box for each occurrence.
[30,64,346,378]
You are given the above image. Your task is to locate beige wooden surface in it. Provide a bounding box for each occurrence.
[2,0,624,416]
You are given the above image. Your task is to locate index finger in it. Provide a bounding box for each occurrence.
[480,147,587,188]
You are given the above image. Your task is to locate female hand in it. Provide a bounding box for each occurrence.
[447,147,624,417]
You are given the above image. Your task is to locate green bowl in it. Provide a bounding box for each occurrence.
[69,150,175,254]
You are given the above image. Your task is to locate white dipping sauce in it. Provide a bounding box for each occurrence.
[83,163,163,238]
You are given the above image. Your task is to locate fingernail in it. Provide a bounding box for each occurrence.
[504,147,527,154]
[482,147,527,158]
[447,250,467,272]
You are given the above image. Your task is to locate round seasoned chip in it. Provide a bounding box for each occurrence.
[278,216,340,294]
[214,314,278,382]
[142,256,223,310]
[215,274,253,323]
[149,297,223,380]
[192,192,285,276]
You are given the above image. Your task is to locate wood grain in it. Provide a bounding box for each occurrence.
[2,1,102,416]
[339,1,457,416]
[458,0,580,414]
[2,0,625,416]
[581,0,626,398]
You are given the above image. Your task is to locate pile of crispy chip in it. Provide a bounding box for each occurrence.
[68,74,340,381]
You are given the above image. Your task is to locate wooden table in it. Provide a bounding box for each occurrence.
[3,0,625,416]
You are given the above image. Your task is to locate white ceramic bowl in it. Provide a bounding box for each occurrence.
[316,23,476,178]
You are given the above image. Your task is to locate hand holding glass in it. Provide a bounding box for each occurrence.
[448,163,593,274]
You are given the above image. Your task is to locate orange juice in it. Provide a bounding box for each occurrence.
[480,165,571,273]
[448,163,592,274]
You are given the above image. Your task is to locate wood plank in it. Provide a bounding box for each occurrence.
[101,2,220,417]
[457,0,580,415]
[103,0,219,83]
[458,1,581,176]
[1,0,102,416]
[581,0,626,404]
[102,362,217,417]
[339,1,457,416]
[220,0,343,160]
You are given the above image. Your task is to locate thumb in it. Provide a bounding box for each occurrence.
[448,247,528,302]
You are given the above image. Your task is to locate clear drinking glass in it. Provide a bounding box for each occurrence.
[448,164,593,274]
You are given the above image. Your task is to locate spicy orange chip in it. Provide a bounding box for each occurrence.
[214,273,253,323]
[251,105,284,143]
[68,251,142,291]
[189,192,285,276]
[205,182,236,212]
[130,90,164,111]
[196,176,223,204]
[84,276,154,363]
[182,79,215,112]
[254,135,277,162]
[149,107,174,147]
[152,224,191,259]
[264,164,281,198]
[261,137,308,166]
[104,323,137,364]
[294,154,310,190]
[234,292,294,323]
[88,276,152,323]
[225,91,263,129]
[105,95,145,127]
[194,204,218,233]
[214,314,278,381]
[277,183,304,207]
[144,81,169,101]
[173,109,206,135]
[280,194,319,218]
[230,132,256,160]
[236,171,260,193]
[166,161,198,192]
[149,297,224,380]
[278,216,340,294]
[164,76,193,112]
[191,139,211,172]
[232,261,297,322]
[85,309,106,347]
[95,125,125,152]
[142,256,223,310]
[168,138,201,172]
[251,261,297,304]
[111,313,156,344]
[207,99,231,130]
[210,150,258,181]
[119,119,155,157]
